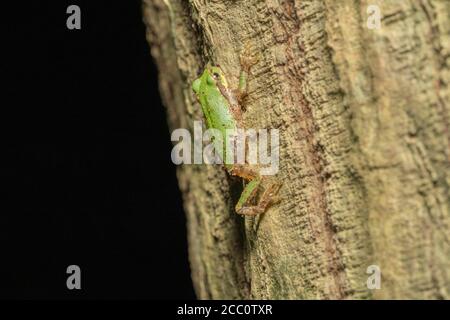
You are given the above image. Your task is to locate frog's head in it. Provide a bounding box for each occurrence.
[192,64,228,96]
[207,65,228,88]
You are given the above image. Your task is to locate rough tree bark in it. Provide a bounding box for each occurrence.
[142,0,450,299]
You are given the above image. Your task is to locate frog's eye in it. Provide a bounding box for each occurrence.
[212,72,220,80]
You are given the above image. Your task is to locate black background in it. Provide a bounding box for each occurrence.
[2,1,195,299]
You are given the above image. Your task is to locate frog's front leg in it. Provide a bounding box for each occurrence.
[229,164,281,216]
[237,46,260,104]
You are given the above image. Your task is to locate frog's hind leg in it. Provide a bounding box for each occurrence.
[235,178,261,215]
[235,179,282,216]
[229,164,281,215]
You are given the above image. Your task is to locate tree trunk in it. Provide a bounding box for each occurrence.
[142,0,450,299]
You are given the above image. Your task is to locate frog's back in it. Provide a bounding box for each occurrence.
[195,70,236,132]
[205,87,236,132]
[195,71,237,165]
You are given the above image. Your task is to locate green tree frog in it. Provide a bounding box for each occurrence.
[192,48,281,215]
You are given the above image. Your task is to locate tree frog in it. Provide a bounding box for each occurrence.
[192,48,281,215]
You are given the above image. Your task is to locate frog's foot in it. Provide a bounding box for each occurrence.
[237,44,260,105]
[239,43,260,72]
[256,182,282,209]
[235,180,282,216]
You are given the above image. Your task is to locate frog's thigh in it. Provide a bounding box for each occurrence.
[228,164,258,181]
